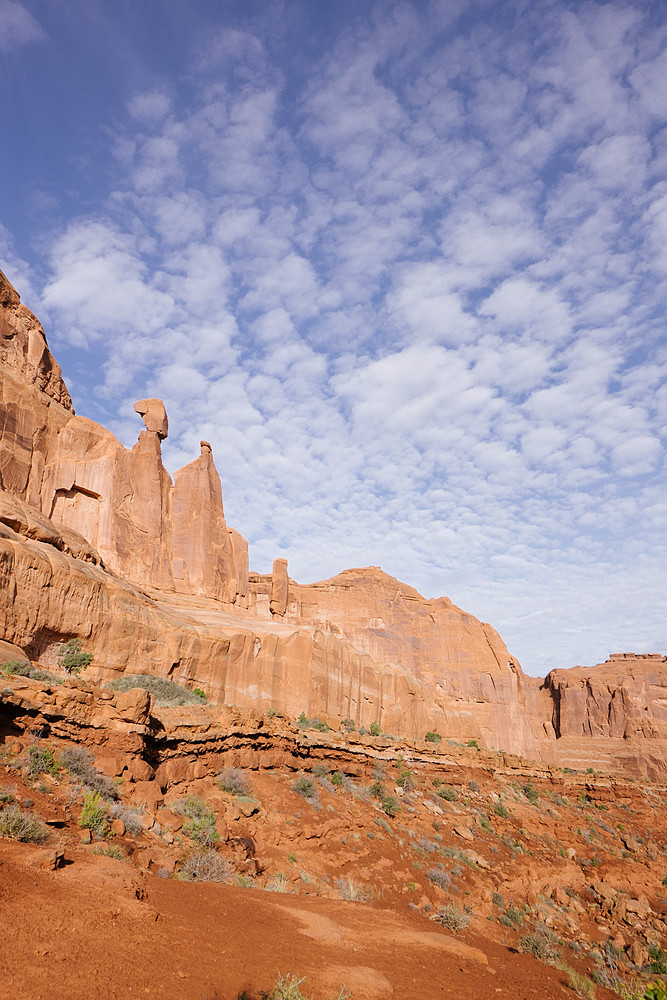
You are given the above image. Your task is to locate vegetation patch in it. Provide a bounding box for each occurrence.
[180,849,234,883]
[175,795,219,845]
[57,638,93,676]
[80,790,110,837]
[0,804,48,843]
[60,747,116,800]
[334,876,372,902]
[217,767,252,798]
[106,674,206,706]
[433,904,470,932]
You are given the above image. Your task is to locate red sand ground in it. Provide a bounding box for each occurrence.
[0,840,597,1000]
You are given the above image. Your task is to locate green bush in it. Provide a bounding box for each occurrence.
[331,770,345,787]
[381,795,398,817]
[0,804,48,842]
[648,944,667,975]
[520,930,561,964]
[369,780,384,799]
[176,795,219,845]
[396,770,416,791]
[106,673,207,706]
[425,731,442,743]
[369,721,381,736]
[466,739,479,749]
[80,790,109,837]
[1,660,61,684]
[644,983,667,1000]
[522,781,539,805]
[495,802,509,818]
[436,785,457,802]
[0,660,31,676]
[57,638,92,676]
[27,745,59,779]
[292,775,317,802]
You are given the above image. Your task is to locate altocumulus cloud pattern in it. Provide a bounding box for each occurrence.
[0,0,666,674]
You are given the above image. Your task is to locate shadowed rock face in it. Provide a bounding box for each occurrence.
[0,270,665,774]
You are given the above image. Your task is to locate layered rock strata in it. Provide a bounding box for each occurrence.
[1,268,666,775]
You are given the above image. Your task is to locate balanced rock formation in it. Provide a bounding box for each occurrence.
[0,268,666,776]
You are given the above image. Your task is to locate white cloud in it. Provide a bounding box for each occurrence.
[10,0,667,676]
[0,1,44,52]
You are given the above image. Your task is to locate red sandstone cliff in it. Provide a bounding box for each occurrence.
[1,268,665,776]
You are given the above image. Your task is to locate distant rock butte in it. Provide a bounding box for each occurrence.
[1,268,665,777]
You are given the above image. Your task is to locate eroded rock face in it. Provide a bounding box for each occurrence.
[1,271,666,774]
[0,270,248,602]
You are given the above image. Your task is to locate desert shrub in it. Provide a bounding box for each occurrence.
[369,721,381,736]
[292,775,317,802]
[341,717,356,732]
[91,844,125,861]
[258,972,323,1000]
[80,790,109,837]
[495,802,509,818]
[265,872,290,893]
[369,780,384,799]
[331,770,345,787]
[0,789,15,804]
[59,746,116,799]
[176,796,218,845]
[381,795,398,817]
[492,892,504,907]
[555,961,596,999]
[434,904,469,932]
[427,866,451,890]
[192,688,207,700]
[180,849,234,883]
[648,944,667,975]
[1,661,61,684]
[217,767,252,797]
[522,781,540,805]
[334,876,372,902]
[57,638,92,676]
[27,745,59,779]
[296,712,329,732]
[425,731,442,743]
[418,836,436,853]
[520,930,561,964]
[396,770,416,792]
[106,674,206,706]
[503,905,524,926]
[0,660,32,676]
[109,802,143,836]
[644,984,667,1000]
[466,739,479,749]
[436,785,457,802]
[0,804,48,842]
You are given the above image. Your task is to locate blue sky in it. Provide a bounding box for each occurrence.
[1,0,666,676]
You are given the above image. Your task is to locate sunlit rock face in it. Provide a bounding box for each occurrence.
[1,268,666,775]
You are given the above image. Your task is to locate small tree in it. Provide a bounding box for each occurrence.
[57,639,92,676]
